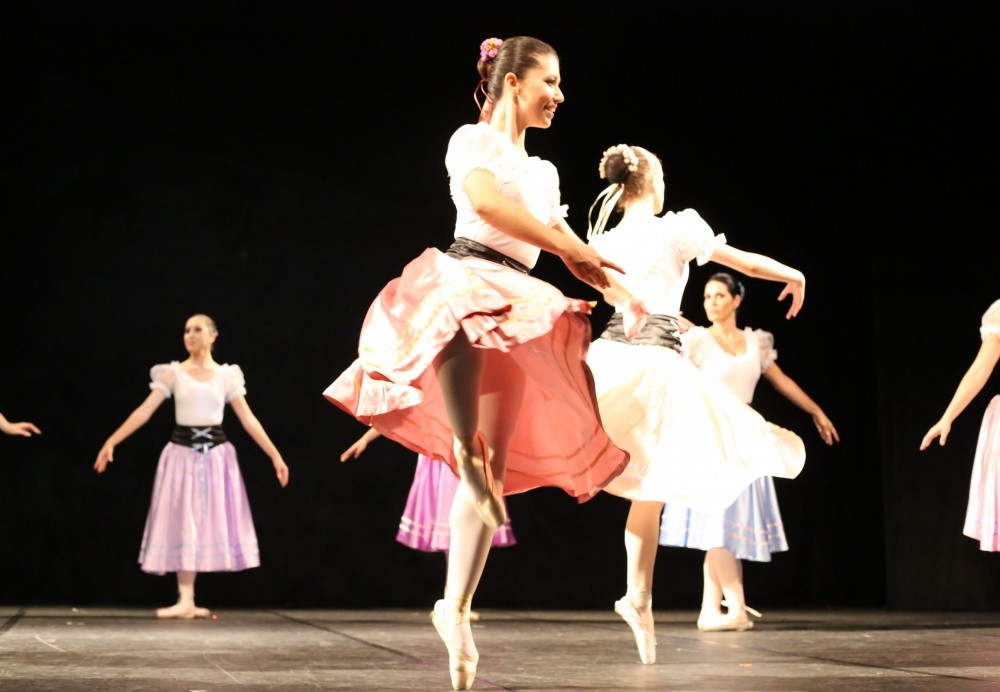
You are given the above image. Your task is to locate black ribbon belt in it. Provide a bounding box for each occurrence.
[599,312,682,352]
[445,237,530,275]
[170,425,228,452]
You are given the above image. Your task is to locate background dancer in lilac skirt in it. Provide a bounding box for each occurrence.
[921,299,1000,550]
[660,272,839,632]
[94,314,289,618]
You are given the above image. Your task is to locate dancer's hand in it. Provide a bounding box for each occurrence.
[341,428,380,461]
[273,456,289,487]
[778,277,805,319]
[676,313,696,333]
[560,243,624,289]
[920,420,951,449]
[617,297,649,339]
[94,444,114,473]
[811,411,840,445]
[0,420,40,437]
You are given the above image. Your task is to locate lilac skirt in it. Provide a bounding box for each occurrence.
[139,441,260,575]
[397,455,516,552]
[964,395,1000,551]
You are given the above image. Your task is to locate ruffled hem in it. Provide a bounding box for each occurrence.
[659,476,789,561]
[324,248,629,500]
[588,338,805,510]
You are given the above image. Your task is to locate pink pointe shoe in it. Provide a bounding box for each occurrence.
[431,597,478,690]
[614,595,656,664]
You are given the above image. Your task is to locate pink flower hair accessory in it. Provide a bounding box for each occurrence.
[479,37,503,62]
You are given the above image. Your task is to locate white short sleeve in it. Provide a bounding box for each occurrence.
[535,160,568,225]
[223,364,247,402]
[755,329,778,372]
[671,209,726,265]
[445,124,506,190]
[149,363,175,398]
[680,326,711,368]
[981,299,1000,340]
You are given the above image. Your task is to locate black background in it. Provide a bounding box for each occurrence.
[1,1,997,612]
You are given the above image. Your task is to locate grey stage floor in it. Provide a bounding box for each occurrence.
[3,606,1000,690]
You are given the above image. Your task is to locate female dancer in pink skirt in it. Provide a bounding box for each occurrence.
[323,36,627,689]
[921,299,1000,549]
[94,313,289,618]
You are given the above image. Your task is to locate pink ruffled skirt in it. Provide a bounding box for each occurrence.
[397,454,516,551]
[324,248,629,499]
[964,395,1000,551]
[139,441,260,575]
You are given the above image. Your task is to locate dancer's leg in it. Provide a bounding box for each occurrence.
[431,340,525,689]
[696,551,725,628]
[706,548,745,611]
[698,548,754,631]
[616,500,663,664]
[156,570,211,619]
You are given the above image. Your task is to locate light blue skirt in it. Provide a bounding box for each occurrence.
[658,476,788,562]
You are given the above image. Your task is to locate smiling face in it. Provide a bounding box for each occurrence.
[514,53,563,129]
[703,279,741,324]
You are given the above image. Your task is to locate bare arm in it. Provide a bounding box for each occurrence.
[340,427,381,461]
[464,170,623,288]
[229,396,289,487]
[920,335,1000,449]
[762,362,839,445]
[94,390,167,472]
[709,244,806,319]
[0,412,41,437]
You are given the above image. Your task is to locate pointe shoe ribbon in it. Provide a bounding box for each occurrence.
[459,432,506,530]
[431,598,478,690]
[614,596,656,665]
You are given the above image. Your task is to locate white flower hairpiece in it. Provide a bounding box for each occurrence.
[598,144,640,180]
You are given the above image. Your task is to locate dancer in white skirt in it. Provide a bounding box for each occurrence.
[585,143,808,664]
[921,298,1000,550]
[660,272,839,632]
[94,314,289,618]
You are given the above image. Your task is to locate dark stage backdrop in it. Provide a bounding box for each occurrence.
[1,1,996,612]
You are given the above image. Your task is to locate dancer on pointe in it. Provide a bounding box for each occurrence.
[323,36,628,689]
[584,143,808,663]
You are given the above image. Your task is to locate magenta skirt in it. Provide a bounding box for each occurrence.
[138,441,260,575]
[964,395,1000,551]
[397,454,516,551]
[323,248,629,500]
